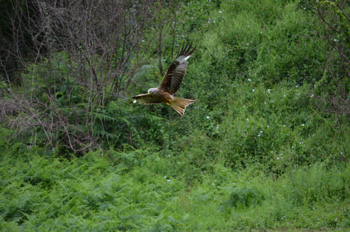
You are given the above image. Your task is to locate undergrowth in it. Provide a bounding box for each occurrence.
[0,145,349,231]
[1,0,350,230]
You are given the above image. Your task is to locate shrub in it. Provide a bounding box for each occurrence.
[225,187,265,208]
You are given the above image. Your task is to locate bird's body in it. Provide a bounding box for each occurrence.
[147,88,172,103]
[131,41,196,117]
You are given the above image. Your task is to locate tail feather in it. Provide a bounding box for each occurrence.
[170,97,196,117]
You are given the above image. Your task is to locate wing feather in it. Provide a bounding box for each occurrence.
[159,41,196,95]
[131,93,162,105]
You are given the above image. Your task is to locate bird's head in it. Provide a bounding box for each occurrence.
[148,88,157,95]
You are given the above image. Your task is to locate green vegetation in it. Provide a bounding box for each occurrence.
[1,142,350,231]
[1,0,350,230]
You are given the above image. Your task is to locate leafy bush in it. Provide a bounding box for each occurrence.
[310,0,350,116]
[225,187,265,208]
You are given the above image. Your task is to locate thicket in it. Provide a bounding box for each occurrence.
[0,0,348,180]
[1,140,349,230]
[0,0,181,153]
[1,0,350,230]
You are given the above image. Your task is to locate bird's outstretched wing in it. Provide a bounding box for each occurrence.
[159,41,196,95]
[131,93,162,105]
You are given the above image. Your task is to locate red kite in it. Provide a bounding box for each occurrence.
[131,41,196,117]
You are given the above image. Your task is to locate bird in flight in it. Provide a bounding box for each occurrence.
[131,41,196,117]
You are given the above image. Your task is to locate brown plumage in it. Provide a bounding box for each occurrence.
[131,41,196,117]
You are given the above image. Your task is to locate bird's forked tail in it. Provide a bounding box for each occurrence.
[170,97,196,117]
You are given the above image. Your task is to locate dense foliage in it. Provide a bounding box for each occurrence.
[1,0,350,230]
